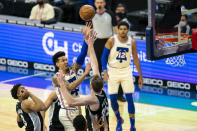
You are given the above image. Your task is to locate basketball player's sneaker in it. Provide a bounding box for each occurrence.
[116,117,124,131]
[130,127,136,131]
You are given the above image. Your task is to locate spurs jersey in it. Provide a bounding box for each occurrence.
[16,101,43,131]
[108,35,132,69]
[55,70,80,109]
[86,90,109,131]
[48,98,64,130]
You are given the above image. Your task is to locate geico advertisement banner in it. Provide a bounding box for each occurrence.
[0,23,197,84]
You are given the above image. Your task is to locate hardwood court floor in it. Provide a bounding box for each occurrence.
[0,83,197,131]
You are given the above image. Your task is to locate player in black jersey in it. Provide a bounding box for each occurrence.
[10,83,46,131]
[41,91,64,131]
[56,31,109,131]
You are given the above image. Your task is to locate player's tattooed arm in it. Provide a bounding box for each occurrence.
[53,71,90,91]
[68,64,91,90]
[52,75,59,87]
[52,75,70,89]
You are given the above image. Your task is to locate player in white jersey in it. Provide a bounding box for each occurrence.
[51,23,92,131]
[101,21,143,131]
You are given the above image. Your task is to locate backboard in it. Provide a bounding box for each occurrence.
[146,0,197,60]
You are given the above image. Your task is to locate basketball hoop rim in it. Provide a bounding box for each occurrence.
[155,33,191,43]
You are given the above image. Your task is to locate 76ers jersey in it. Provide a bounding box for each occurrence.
[108,35,132,69]
[56,70,80,109]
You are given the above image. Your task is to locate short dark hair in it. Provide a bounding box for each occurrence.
[52,51,65,66]
[116,3,127,10]
[118,21,129,29]
[91,75,103,93]
[11,83,21,99]
[73,115,86,131]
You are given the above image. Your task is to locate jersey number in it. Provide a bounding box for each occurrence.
[116,47,129,63]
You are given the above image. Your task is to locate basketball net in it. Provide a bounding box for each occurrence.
[155,22,190,67]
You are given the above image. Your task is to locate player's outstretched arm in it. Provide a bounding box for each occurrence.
[40,91,57,120]
[57,71,98,107]
[22,90,46,113]
[43,91,57,111]
[86,30,100,76]
[132,40,143,88]
[40,91,57,131]
[69,64,91,90]
[101,37,113,82]
[72,22,93,72]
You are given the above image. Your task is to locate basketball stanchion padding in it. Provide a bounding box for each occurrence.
[192,28,197,50]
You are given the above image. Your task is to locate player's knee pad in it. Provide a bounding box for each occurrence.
[109,94,119,111]
[125,93,135,114]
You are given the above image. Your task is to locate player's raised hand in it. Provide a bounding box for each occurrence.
[81,21,92,40]
[84,63,91,75]
[87,30,97,46]
[138,76,143,88]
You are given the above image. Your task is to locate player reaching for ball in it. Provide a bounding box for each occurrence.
[51,23,92,131]
[57,30,109,131]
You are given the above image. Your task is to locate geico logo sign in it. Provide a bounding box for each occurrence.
[143,78,163,86]
[7,59,28,68]
[34,63,55,71]
[167,81,190,90]
[0,58,6,65]
[141,86,163,94]
[34,70,55,78]
[42,32,68,57]
[167,89,190,98]
[8,66,28,75]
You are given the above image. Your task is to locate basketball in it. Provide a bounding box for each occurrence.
[79,5,95,21]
